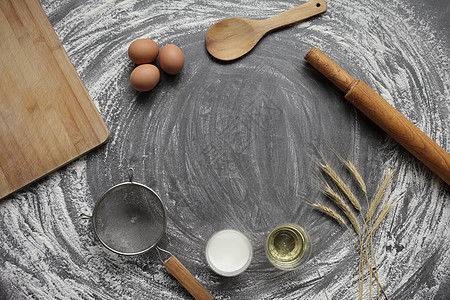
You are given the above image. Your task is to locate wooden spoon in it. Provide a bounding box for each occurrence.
[205,0,327,61]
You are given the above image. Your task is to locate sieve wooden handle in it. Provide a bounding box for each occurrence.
[163,256,213,300]
[304,47,450,185]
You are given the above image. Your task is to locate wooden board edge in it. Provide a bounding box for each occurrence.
[31,0,110,142]
[0,133,109,201]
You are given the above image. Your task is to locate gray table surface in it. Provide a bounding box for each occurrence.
[1,0,449,299]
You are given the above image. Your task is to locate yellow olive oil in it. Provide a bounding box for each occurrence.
[265,224,311,270]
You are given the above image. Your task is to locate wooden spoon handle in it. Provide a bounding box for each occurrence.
[263,0,327,32]
[305,47,450,185]
[163,255,213,300]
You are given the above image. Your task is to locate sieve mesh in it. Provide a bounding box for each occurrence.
[93,182,166,255]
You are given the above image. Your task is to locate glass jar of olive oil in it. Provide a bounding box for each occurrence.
[265,224,311,270]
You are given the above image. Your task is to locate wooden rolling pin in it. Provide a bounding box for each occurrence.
[305,47,450,185]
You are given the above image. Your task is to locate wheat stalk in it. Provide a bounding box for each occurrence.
[323,184,361,235]
[320,163,361,212]
[366,170,393,220]
[313,203,346,225]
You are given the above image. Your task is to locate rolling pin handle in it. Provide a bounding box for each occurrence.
[304,46,357,93]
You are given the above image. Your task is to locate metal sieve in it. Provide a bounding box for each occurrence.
[92,169,212,300]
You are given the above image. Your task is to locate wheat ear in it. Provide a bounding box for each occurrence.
[329,147,367,196]
[320,163,361,212]
[344,161,367,196]
[366,170,393,220]
[313,203,346,225]
[313,203,361,250]
[323,184,361,235]
[371,202,392,236]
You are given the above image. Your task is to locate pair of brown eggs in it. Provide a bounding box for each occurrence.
[128,39,184,92]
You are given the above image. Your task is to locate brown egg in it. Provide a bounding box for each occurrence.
[159,44,184,75]
[130,64,160,92]
[128,39,159,64]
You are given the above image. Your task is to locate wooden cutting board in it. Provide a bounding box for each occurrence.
[0,0,109,199]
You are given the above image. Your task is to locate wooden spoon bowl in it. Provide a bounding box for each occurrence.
[205,0,327,61]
